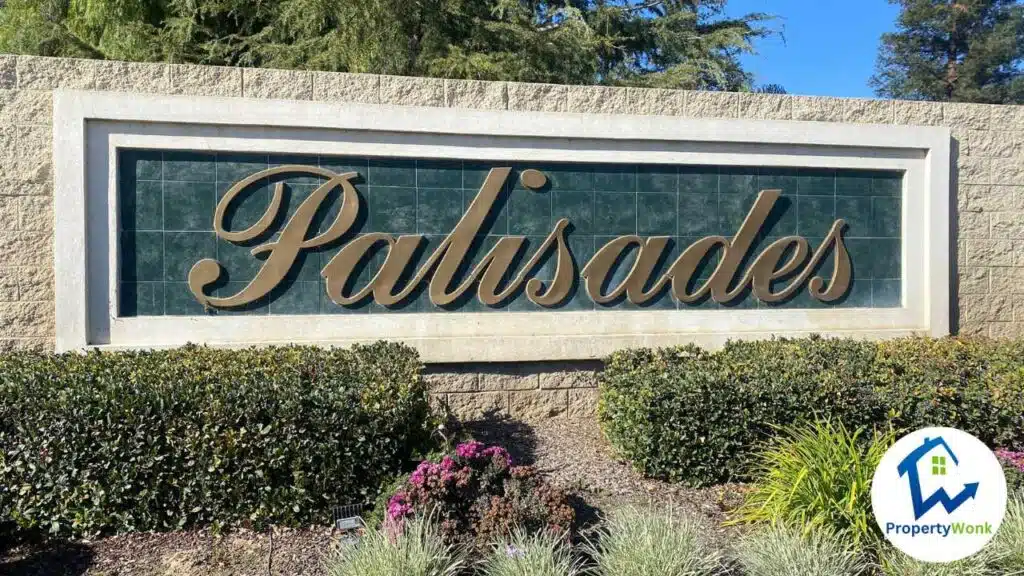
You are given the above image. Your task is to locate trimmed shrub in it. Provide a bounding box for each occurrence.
[324,514,464,576]
[734,524,870,576]
[731,420,893,549]
[0,343,433,537]
[482,528,580,576]
[384,441,575,548]
[599,337,1024,486]
[584,506,725,576]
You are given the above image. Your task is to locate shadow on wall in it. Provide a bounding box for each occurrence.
[950,135,962,335]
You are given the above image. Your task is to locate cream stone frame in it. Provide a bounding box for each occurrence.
[53,90,951,361]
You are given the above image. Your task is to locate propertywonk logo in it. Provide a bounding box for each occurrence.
[871,427,1007,563]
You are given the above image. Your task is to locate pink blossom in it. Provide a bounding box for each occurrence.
[456,441,485,459]
[997,450,1024,472]
[387,492,413,521]
[482,446,513,466]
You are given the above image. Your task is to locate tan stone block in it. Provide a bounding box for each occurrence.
[0,196,18,231]
[428,393,447,414]
[958,267,989,294]
[539,370,597,389]
[509,390,567,420]
[959,294,1013,323]
[168,64,241,97]
[894,100,943,126]
[958,212,989,239]
[1016,296,1024,323]
[957,157,991,185]
[17,266,53,301]
[507,82,567,113]
[312,72,379,104]
[844,98,894,124]
[446,392,507,420]
[18,57,169,92]
[991,105,1024,131]
[567,85,630,114]
[0,338,52,352]
[791,96,842,122]
[91,61,169,93]
[968,130,1017,158]
[445,79,506,110]
[964,185,1018,212]
[737,93,792,120]
[19,196,51,232]
[957,321,989,337]
[958,239,968,267]
[0,268,18,301]
[0,55,14,89]
[628,88,685,116]
[684,91,738,118]
[425,372,479,393]
[242,68,313,100]
[0,90,52,124]
[0,180,48,196]
[0,301,55,337]
[991,212,1024,239]
[567,389,599,418]
[944,103,993,130]
[990,158,1024,186]
[991,267,1024,294]
[967,239,1014,266]
[380,75,444,107]
[990,321,1024,338]
[0,125,52,186]
[479,372,539,391]
[0,232,51,267]
[16,56,99,89]
[1017,241,1024,267]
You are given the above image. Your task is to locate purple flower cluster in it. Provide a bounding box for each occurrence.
[455,441,512,466]
[387,492,413,521]
[996,449,1024,472]
[410,456,459,487]
[384,441,517,529]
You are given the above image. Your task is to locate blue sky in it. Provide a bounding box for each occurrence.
[724,0,901,98]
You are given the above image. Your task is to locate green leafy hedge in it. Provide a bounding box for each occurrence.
[598,337,1024,486]
[0,342,434,537]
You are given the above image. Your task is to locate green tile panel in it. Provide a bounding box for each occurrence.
[117,150,903,316]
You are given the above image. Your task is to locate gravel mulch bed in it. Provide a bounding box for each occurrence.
[2,417,745,574]
[466,417,749,544]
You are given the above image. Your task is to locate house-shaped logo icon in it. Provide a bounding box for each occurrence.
[897,436,980,521]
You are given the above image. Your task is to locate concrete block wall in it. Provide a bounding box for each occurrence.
[1,54,1023,418]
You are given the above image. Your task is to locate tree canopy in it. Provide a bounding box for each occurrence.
[0,0,774,90]
[871,0,1024,103]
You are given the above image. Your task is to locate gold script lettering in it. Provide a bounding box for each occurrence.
[190,165,854,310]
[189,165,360,309]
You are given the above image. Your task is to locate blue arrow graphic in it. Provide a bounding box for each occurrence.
[897,436,980,521]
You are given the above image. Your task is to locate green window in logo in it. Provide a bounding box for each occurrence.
[932,455,947,476]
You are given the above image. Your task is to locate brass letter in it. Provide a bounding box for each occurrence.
[189,166,360,309]
[705,189,782,303]
[749,237,811,303]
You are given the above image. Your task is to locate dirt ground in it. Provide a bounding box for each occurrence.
[1,418,747,576]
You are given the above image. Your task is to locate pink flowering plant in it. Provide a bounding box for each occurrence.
[997,450,1024,492]
[384,441,574,547]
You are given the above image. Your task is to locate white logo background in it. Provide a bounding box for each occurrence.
[872,427,1007,563]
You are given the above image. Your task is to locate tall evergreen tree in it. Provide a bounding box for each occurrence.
[871,0,1024,103]
[0,0,773,91]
